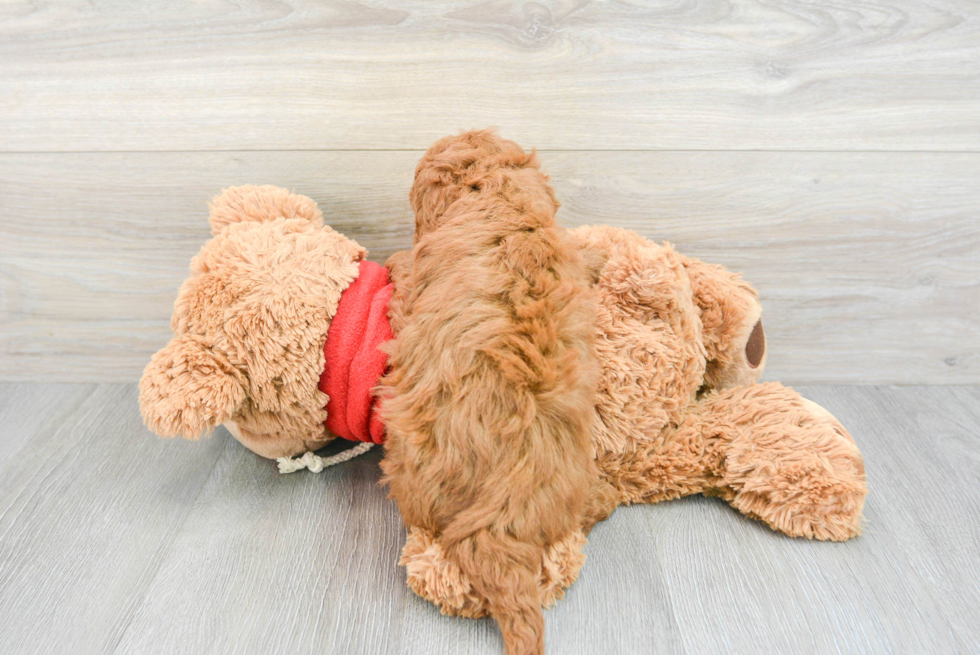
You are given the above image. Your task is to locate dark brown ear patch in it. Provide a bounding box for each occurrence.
[746,319,765,368]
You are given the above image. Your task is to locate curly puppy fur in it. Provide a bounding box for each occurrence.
[397,216,866,628]
[140,185,365,458]
[379,131,600,655]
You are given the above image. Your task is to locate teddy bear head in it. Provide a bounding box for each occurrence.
[409,129,560,239]
[139,186,366,458]
[568,225,766,453]
[682,256,767,390]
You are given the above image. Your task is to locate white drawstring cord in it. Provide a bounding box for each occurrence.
[276,442,374,474]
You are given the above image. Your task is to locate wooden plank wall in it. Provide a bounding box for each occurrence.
[1,0,978,384]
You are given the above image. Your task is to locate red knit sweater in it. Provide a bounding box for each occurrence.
[318,260,393,443]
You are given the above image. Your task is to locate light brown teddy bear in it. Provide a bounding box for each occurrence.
[140,186,374,459]
[383,132,867,641]
[140,136,866,654]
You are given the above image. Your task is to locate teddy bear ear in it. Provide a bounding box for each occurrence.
[139,333,246,440]
[208,185,323,236]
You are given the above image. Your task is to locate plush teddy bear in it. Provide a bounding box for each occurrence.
[375,131,868,628]
[140,147,866,649]
[398,224,868,615]
[139,185,393,459]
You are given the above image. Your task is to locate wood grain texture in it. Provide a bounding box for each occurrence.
[114,443,407,655]
[0,384,229,655]
[1,0,979,152]
[2,1,976,650]
[0,383,978,654]
[0,382,83,463]
[1,151,976,384]
[641,385,980,654]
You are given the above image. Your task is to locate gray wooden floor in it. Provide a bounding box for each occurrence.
[1,383,978,654]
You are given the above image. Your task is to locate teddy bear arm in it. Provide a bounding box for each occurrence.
[690,382,867,541]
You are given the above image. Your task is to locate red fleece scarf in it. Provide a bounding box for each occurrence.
[319,260,393,443]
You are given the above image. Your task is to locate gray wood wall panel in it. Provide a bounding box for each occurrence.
[1,151,977,384]
[0,383,978,654]
[1,0,979,152]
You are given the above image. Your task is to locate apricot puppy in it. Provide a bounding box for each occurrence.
[380,130,600,655]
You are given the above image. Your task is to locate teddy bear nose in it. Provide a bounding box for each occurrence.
[746,319,765,368]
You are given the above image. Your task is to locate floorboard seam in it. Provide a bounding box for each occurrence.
[104,432,233,655]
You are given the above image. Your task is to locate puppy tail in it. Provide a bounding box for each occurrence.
[447,529,545,655]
